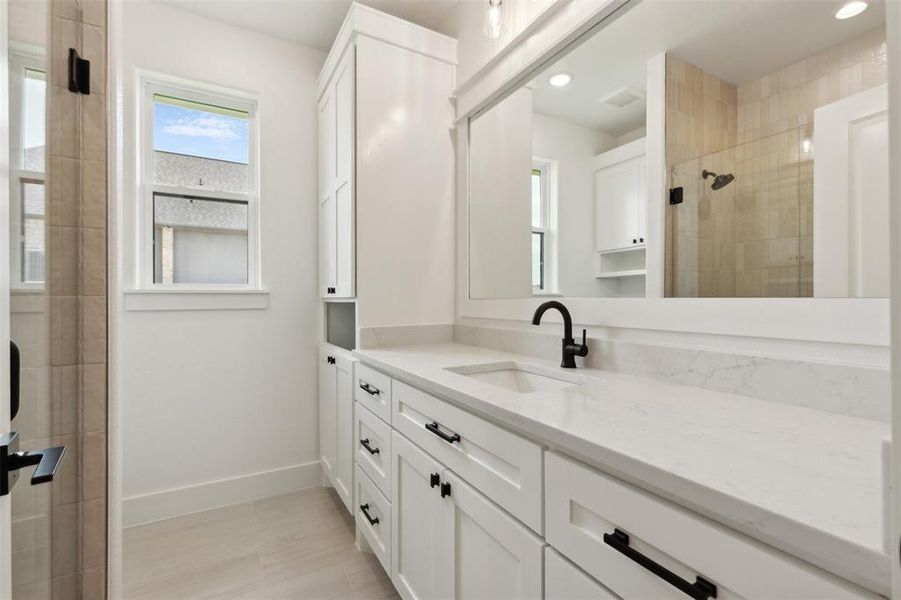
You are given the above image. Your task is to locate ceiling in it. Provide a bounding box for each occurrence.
[531,0,886,135]
[155,0,459,52]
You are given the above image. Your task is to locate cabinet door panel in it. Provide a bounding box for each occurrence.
[334,48,356,297]
[318,348,337,483]
[441,469,544,600]
[318,90,337,296]
[333,354,356,513]
[391,432,447,600]
[545,547,620,600]
[635,155,647,242]
[595,157,641,252]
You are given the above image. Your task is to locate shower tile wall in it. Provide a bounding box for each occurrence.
[666,28,888,298]
[664,57,737,297]
[735,27,888,297]
[13,1,109,598]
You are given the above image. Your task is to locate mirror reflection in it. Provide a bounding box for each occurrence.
[468,0,889,299]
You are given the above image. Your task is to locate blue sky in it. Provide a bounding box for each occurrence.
[154,103,249,164]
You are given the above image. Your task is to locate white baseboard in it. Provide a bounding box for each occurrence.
[123,461,322,528]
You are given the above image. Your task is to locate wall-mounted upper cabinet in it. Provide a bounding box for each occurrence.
[319,48,355,298]
[594,138,647,253]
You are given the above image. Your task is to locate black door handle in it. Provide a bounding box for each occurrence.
[440,482,451,498]
[359,381,380,396]
[0,432,67,496]
[425,421,460,444]
[603,529,717,600]
[430,472,440,488]
[10,340,19,421]
[360,438,380,455]
[327,355,335,365]
[360,503,379,526]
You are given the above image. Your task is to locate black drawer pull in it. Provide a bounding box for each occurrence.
[440,482,451,498]
[425,421,460,444]
[603,529,717,600]
[360,503,379,526]
[360,438,380,455]
[430,472,440,488]
[359,381,380,396]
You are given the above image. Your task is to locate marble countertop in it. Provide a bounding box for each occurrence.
[353,343,890,595]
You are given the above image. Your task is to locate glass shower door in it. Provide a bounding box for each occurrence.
[4,0,108,597]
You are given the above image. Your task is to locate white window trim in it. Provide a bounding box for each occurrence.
[137,75,262,292]
[9,50,46,292]
[532,157,558,295]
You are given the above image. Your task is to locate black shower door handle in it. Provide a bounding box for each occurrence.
[10,340,19,420]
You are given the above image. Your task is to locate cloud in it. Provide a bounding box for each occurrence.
[163,115,242,141]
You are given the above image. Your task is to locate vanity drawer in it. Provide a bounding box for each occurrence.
[392,380,543,533]
[545,451,874,600]
[355,402,392,499]
[545,547,620,600]
[354,363,392,424]
[355,465,391,575]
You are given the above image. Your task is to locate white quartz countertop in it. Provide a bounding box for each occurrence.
[353,343,890,594]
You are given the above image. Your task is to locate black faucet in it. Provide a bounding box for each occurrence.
[531,301,588,369]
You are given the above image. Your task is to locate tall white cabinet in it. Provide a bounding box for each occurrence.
[316,0,457,554]
[319,48,355,298]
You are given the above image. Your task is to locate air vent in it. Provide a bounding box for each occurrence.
[600,87,643,108]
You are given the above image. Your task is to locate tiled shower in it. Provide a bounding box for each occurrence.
[9,0,108,597]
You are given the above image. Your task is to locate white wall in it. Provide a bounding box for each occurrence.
[532,113,622,297]
[118,1,325,525]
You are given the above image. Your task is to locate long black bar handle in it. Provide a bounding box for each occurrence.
[359,381,380,396]
[425,421,460,444]
[360,438,380,455]
[360,503,379,526]
[603,529,717,600]
[10,340,20,421]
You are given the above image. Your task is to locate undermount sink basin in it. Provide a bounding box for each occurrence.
[445,361,581,394]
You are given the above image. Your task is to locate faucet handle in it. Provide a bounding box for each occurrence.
[581,329,587,347]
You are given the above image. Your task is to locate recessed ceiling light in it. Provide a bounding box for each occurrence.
[549,73,572,87]
[835,1,867,19]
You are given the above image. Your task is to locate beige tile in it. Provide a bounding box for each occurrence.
[81,160,106,228]
[82,94,106,163]
[81,431,106,501]
[50,366,79,436]
[81,498,106,569]
[81,567,106,600]
[51,572,80,600]
[50,85,80,160]
[80,297,106,365]
[50,297,79,367]
[81,364,106,433]
[81,228,106,297]
[81,24,105,94]
[51,16,80,90]
[48,157,79,227]
[49,226,80,297]
[82,0,106,26]
[51,503,79,577]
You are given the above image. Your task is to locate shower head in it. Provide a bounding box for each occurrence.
[702,169,735,191]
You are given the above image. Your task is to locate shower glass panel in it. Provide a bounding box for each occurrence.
[8,0,108,597]
[668,125,811,298]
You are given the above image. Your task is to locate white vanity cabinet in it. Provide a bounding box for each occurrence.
[318,346,356,513]
[318,47,355,299]
[390,432,544,600]
[594,138,647,253]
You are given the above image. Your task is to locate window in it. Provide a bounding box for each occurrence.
[531,161,555,293]
[141,79,258,288]
[9,54,46,288]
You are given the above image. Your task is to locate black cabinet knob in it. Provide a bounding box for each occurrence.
[440,482,451,498]
[632,238,637,244]
[430,472,440,488]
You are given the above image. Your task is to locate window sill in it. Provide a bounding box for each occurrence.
[124,289,270,312]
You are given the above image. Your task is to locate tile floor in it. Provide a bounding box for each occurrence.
[124,487,398,599]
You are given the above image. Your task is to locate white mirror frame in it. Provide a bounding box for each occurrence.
[455,0,890,348]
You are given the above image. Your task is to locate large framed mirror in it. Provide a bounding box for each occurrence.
[468,0,889,300]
